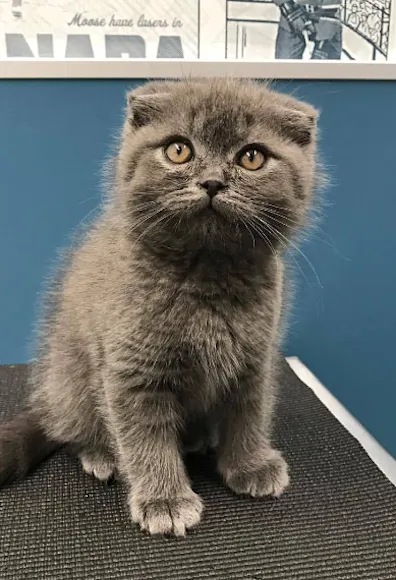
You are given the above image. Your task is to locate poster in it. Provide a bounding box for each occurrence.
[0,0,200,59]
[225,0,393,61]
[0,0,394,61]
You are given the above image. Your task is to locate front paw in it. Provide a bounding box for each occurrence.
[129,489,203,536]
[222,450,289,498]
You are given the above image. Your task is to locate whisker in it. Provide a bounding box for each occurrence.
[78,194,100,206]
[239,216,256,249]
[132,211,175,248]
[263,205,340,253]
[257,217,323,288]
[126,207,167,236]
[246,217,277,257]
[256,217,312,289]
[245,218,282,278]
[263,206,302,226]
[78,205,100,228]
[262,211,298,231]
[264,202,297,214]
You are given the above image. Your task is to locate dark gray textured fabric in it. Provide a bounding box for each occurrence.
[0,362,395,580]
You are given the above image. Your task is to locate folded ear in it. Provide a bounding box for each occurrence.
[127,93,165,128]
[276,106,318,147]
[126,91,171,129]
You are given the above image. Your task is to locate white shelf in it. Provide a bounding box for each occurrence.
[287,357,396,486]
[1,59,396,79]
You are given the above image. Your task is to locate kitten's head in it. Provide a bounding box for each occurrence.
[115,79,319,253]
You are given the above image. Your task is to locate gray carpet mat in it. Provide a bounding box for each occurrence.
[0,362,395,580]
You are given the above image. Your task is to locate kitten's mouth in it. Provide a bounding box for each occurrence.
[205,198,222,216]
[198,195,217,213]
[199,199,232,226]
[207,194,230,217]
[206,193,225,211]
[201,204,217,216]
[207,198,216,209]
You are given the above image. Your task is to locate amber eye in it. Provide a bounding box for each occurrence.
[238,148,266,171]
[164,142,193,164]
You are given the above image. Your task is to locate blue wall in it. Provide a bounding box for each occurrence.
[0,79,395,456]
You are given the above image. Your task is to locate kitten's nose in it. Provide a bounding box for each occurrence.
[200,179,225,198]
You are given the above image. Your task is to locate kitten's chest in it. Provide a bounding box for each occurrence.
[157,298,255,388]
[184,306,243,379]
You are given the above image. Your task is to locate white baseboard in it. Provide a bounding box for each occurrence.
[286,356,396,487]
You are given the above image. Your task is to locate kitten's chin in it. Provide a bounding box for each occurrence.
[198,203,229,225]
[209,196,236,220]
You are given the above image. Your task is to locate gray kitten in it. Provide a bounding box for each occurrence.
[0,79,319,536]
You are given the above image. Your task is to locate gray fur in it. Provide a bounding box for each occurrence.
[0,78,319,536]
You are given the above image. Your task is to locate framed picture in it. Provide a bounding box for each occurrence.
[0,0,396,78]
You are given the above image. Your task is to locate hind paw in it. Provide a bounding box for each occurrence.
[79,451,115,482]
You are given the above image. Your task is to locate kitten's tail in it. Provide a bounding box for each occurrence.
[0,411,59,486]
